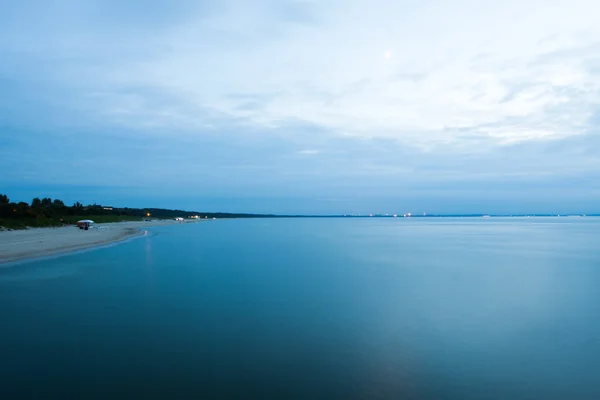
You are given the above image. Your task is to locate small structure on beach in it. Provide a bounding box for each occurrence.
[77,219,94,230]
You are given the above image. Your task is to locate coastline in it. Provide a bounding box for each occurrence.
[0,220,193,265]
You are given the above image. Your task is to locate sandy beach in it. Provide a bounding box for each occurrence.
[0,220,189,264]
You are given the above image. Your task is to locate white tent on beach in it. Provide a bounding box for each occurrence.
[77,219,95,229]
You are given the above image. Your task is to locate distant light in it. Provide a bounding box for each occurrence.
[393,214,397,218]
[408,213,411,217]
[146,212,151,217]
[369,213,373,217]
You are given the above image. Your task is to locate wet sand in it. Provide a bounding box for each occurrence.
[0,220,190,264]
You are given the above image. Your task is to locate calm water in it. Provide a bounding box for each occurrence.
[1,218,599,399]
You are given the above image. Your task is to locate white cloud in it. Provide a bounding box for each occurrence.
[3,0,600,149]
[297,149,321,155]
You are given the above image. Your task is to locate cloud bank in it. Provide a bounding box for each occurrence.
[1,0,600,213]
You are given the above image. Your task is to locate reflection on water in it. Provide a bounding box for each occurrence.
[0,218,599,399]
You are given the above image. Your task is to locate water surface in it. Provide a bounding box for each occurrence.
[1,218,599,399]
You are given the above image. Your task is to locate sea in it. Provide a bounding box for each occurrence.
[0,217,599,399]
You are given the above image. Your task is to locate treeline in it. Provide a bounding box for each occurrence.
[0,194,274,230]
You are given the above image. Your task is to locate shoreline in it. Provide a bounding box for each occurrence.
[0,220,194,265]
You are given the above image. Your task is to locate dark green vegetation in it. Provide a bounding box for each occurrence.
[0,194,275,230]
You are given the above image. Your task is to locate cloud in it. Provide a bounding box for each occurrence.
[297,149,321,155]
[3,0,600,148]
[1,0,600,213]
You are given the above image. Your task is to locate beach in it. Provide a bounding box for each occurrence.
[0,220,188,264]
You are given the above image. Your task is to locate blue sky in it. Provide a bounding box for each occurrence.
[1,0,600,214]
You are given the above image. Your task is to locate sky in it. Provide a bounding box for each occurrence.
[1,0,600,214]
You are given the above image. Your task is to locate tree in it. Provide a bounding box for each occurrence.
[53,199,65,207]
[0,194,9,204]
[31,197,42,208]
[41,198,53,207]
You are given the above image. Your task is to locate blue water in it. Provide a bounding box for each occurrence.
[1,218,600,399]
